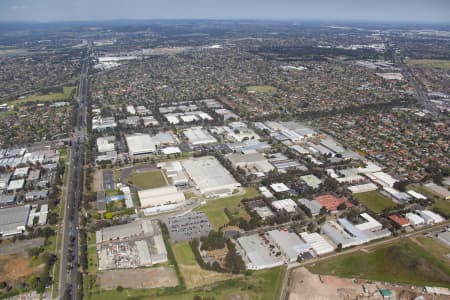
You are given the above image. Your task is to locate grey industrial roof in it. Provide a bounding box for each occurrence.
[96,219,157,243]
[0,194,16,206]
[298,198,323,215]
[181,157,240,194]
[0,205,30,236]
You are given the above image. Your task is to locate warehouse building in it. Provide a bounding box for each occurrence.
[267,230,310,262]
[254,206,275,220]
[182,156,240,197]
[315,194,352,212]
[13,167,29,178]
[348,183,378,194]
[271,199,297,213]
[298,198,323,216]
[152,131,176,146]
[259,186,274,198]
[227,152,274,175]
[355,213,383,232]
[389,214,410,227]
[299,232,334,256]
[424,183,450,200]
[138,186,185,208]
[300,174,322,189]
[7,179,25,192]
[237,234,284,270]
[322,218,391,248]
[184,127,217,145]
[270,183,290,193]
[227,139,271,154]
[407,190,427,200]
[437,231,450,247]
[0,195,16,206]
[157,161,189,187]
[125,133,156,158]
[97,136,115,153]
[0,205,30,237]
[0,173,11,192]
[366,172,398,188]
[415,210,445,225]
[405,212,425,227]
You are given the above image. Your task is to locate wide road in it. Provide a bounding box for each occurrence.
[392,48,439,115]
[58,45,90,300]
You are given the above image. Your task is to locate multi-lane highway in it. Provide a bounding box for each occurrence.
[392,48,439,115]
[58,45,90,300]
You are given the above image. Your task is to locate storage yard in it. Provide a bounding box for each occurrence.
[96,220,168,270]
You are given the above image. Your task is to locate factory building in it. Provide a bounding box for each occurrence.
[181,156,240,197]
[138,186,185,208]
[267,230,310,262]
[184,127,217,145]
[126,133,156,158]
[0,205,30,237]
[299,232,334,256]
[237,234,284,270]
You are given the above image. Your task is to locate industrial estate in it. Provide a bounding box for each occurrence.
[0,17,449,300]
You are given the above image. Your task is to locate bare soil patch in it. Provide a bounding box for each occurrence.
[0,255,43,284]
[98,266,179,289]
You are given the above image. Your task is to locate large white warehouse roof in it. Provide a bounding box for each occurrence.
[138,186,185,208]
[126,133,156,156]
[181,156,240,195]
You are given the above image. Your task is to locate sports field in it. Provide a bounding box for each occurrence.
[126,169,168,189]
[8,86,75,105]
[308,238,450,288]
[354,190,396,213]
[246,85,277,94]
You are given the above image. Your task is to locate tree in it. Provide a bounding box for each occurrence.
[337,202,347,211]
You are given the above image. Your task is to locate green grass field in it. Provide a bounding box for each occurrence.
[415,236,450,267]
[406,59,450,70]
[127,169,168,189]
[308,238,450,288]
[88,267,285,300]
[431,198,450,217]
[354,190,396,213]
[8,86,75,105]
[246,85,277,94]
[196,187,259,230]
[172,242,196,266]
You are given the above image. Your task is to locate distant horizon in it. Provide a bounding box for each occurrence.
[1,0,449,24]
[0,18,449,26]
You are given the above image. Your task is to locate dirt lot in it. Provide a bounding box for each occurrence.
[0,255,43,284]
[93,168,103,192]
[0,238,44,255]
[289,267,450,300]
[178,263,236,289]
[98,266,179,289]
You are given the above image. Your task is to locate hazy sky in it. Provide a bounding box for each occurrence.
[1,0,449,23]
